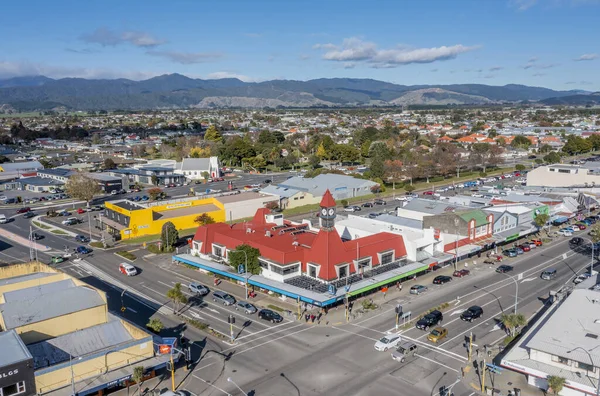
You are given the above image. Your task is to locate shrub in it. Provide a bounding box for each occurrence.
[479,171,487,177]
[267,304,285,312]
[116,250,136,260]
[146,318,164,333]
[340,199,349,207]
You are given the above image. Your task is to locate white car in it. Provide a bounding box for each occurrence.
[471,193,483,198]
[394,196,408,201]
[570,225,581,231]
[574,273,591,284]
[344,206,357,212]
[558,229,573,237]
[374,334,402,351]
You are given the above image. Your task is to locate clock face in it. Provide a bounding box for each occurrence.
[328,208,335,216]
[321,208,328,216]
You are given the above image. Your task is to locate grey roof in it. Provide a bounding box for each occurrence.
[400,198,476,215]
[260,184,301,198]
[0,272,56,287]
[375,213,424,229]
[20,176,65,186]
[277,174,376,197]
[38,168,73,177]
[27,316,134,369]
[525,289,600,367]
[178,158,210,171]
[0,161,43,172]
[3,279,76,303]
[0,286,105,329]
[87,173,121,182]
[0,330,32,366]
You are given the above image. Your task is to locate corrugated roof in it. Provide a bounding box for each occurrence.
[0,286,105,329]
[3,279,76,302]
[0,272,55,287]
[27,316,134,369]
[178,158,210,171]
[458,210,489,226]
[0,329,32,366]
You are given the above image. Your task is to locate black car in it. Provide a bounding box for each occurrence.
[23,211,36,218]
[258,309,283,323]
[460,306,483,322]
[415,310,443,330]
[31,232,43,240]
[570,237,584,246]
[264,179,272,184]
[373,199,386,206]
[496,265,514,273]
[433,275,452,285]
[75,235,90,243]
[362,202,374,208]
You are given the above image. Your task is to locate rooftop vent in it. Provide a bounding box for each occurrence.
[585,333,598,339]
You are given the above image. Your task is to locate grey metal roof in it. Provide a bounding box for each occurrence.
[0,161,43,171]
[38,168,73,177]
[400,198,475,215]
[178,158,210,171]
[20,176,65,186]
[0,272,55,287]
[27,316,134,369]
[525,289,600,367]
[0,329,33,366]
[260,184,301,198]
[3,279,76,303]
[277,174,376,196]
[0,286,105,329]
[87,173,121,182]
[375,214,423,229]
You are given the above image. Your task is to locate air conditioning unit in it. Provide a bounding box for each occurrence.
[246,227,252,234]
[265,230,271,237]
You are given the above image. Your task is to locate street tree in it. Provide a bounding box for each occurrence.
[515,164,526,171]
[201,171,210,183]
[148,187,163,200]
[146,318,164,333]
[65,173,100,207]
[511,135,532,149]
[404,184,416,193]
[166,283,187,313]
[228,244,262,275]
[132,366,145,396]
[534,213,550,229]
[500,313,527,337]
[471,143,491,173]
[194,213,215,226]
[308,155,321,169]
[546,375,566,395]
[150,175,159,186]
[590,223,600,243]
[103,158,116,170]
[161,221,179,251]
[383,160,404,190]
[544,152,561,164]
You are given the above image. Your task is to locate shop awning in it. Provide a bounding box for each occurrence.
[446,244,482,257]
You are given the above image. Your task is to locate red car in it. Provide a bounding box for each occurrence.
[531,239,543,246]
[576,223,587,230]
[520,244,531,252]
[423,191,434,195]
[77,208,86,214]
[453,269,470,277]
[16,207,31,214]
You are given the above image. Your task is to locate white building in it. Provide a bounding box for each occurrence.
[501,288,600,395]
[174,157,220,180]
[527,163,600,188]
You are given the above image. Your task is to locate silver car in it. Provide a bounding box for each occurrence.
[236,301,257,314]
[189,282,209,296]
[212,291,235,306]
[391,341,418,363]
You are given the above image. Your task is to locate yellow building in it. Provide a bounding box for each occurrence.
[0,262,169,396]
[103,196,226,240]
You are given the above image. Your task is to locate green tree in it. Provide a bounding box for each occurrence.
[562,135,592,155]
[590,223,600,243]
[103,158,116,170]
[369,142,390,180]
[534,213,549,229]
[150,175,159,186]
[316,142,327,159]
[201,171,210,183]
[404,184,416,193]
[39,158,55,169]
[65,174,100,207]
[146,318,164,333]
[204,125,223,143]
[161,221,179,251]
[340,199,349,207]
[384,160,404,190]
[544,152,561,164]
[515,164,526,171]
[194,213,215,226]
[308,155,321,169]
[588,134,600,151]
[511,135,532,149]
[539,144,553,154]
[166,282,187,313]
[228,244,262,275]
[500,313,527,337]
[132,366,145,396]
[546,375,566,395]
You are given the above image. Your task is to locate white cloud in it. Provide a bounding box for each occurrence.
[574,53,598,61]
[82,27,166,48]
[206,71,258,82]
[146,51,222,64]
[528,56,539,62]
[489,66,504,71]
[523,60,557,69]
[0,60,159,80]
[314,37,478,68]
[510,0,538,10]
[343,63,356,69]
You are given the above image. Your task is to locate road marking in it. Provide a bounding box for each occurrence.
[192,374,232,396]
[415,353,459,373]
[189,311,205,321]
[225,324,314,356]
[127,307,138,313]
[450,310,463,316]
[396,334,467,362]
[520,277,536,283]
[206,307,220,314]
[332,326,380,342]
[235,319,294,341]
[489,323,502,332]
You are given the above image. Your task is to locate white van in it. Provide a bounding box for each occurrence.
[0,214,7,224]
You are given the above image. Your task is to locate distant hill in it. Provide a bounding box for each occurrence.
[539,92,600,106]
[0,74,591,110]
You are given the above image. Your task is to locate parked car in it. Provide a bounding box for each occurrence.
[350,205,361,211]
[460,306,483,322]
[559,229,573,237]
[362,202,374,208]
[503,249,517,258]
[577,223,587,230]
[75,235,90,243]
[409,285,428,295]
[212,291,236,306]
[141,196,149,201]
[374,334,402,351]
[368,212,382,219]
[531,239,543,246]
[519,244,531,252]
[76,246,92,254]
[416,310,443,330]
[433,275,452,284]
[235,301,257,314]
[16,207,31,214]
[189,282,209,296]
[77,208,87,214]
[344,206,358,212]
[391,341,418,363]
[62,217,80,226]
[23,211,35,219]
[373,199,386,206]
[496,265,514,273]
[453,269,470,278]
[119,263,137,276]
[427,327,448,343]
[515,247,524,255]
[58,210,71,216]
[258,308,283,323]
[541,269,557,280]
[574,273,592,284]
[422,191,434,195]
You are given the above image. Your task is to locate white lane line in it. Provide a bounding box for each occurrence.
[415,353,459,373]
[192,374,232,396]
[235,320,295,341]
[226,325,314,356]
[332,326,380,342]
[222,323,307,353]
[127,307,138,313]
[398,334,467,362]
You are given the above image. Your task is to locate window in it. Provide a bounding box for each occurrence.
[552,355,569,365]
[258,259,269,270]
[337,264,349,278]
[558,169,570,174]
[1,381,26,396]
[380,252,394,265]
[213,245,223,257]
[578,361,594,372]
[308,264,318,278]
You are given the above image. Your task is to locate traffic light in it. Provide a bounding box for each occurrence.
[228,315,235,324]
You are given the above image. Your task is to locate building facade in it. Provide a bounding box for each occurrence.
[174,157,220,180]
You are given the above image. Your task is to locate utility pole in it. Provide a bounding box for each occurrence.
[481,358,486,393]
[228,315,235,343]
[87,210,92,241]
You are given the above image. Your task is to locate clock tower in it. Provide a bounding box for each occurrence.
[319,189,337,230]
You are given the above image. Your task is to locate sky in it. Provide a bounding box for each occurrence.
[1,0,599,91]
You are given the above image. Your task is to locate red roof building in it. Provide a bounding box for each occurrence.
[191,190,407,282]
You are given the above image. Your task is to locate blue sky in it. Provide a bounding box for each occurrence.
[1,0,598,90]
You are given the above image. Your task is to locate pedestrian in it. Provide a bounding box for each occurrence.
[305,314,310,322]
[310,314,315,323]
[396,281,400,291]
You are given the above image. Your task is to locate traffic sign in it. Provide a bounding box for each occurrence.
[328,284,337,295]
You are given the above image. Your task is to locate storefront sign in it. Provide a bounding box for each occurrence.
[138,225,149,229]
[166,202,192,209]
[0,369,18,378]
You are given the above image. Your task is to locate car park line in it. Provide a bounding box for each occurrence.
[394,334,467,362]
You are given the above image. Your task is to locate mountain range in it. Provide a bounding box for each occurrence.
[0,74,594,111]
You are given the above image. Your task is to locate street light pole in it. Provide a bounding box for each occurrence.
[232,249,249,298]
[500,272,519,314]
[227,377,248,396]
[567,347,600,396]
[87,210,92,241]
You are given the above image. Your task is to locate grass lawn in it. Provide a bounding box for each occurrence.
[50,229,68,235]
[116,250,137,261]
[120,226,199,245]
[33,221,52,230]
